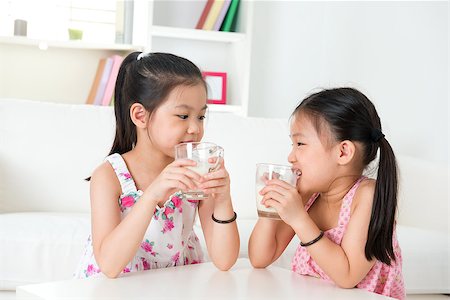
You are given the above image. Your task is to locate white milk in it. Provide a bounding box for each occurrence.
[187,162,211,175]
[255,164,297,219]
[255,183,280,219]
[185,162,211,200]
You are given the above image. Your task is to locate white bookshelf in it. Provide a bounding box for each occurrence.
[0,0,253,115]
[0,36,143,51]
[208,104,242,113]
[147,1,254,116]
[151,26,245,43]
[0,37,138,104]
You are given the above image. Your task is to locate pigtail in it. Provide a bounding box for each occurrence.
[84,53,139,181]
[365,137,398,265]
[108,52,140,156]
[295,87,400,266]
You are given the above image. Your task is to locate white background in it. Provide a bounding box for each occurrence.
[248,1,448,165]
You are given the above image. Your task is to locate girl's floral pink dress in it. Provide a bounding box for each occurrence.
[291,176,405,299]
[74,153,204,278]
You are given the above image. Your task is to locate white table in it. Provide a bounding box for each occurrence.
[17,258,392,299]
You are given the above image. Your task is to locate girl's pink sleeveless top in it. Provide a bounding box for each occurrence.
[291,177,405,299]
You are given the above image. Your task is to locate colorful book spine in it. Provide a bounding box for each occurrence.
[203,1,225,30]
[213,0,231,31]
[101,55,124,106]
[93,57,113,106]
[86,58,106,104]
[220,0,239,32]
[195,0,214,29]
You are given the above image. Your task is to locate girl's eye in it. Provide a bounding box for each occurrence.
[297,142,305,147]
[198,115,206,121]
[177,115,189,120]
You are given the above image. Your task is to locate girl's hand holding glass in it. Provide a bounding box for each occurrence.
[144,158,202,204]
[174,142,224,200]
[259,178,306,226]
[198,158,231,203]
[255,163,297,220]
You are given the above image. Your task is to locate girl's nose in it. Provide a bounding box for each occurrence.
[187,121,201,134]
[288,147,296,164]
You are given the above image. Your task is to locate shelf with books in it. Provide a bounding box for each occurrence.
[0,36,139,105]
[0,1,252,114]
[148,0,253,115]
[85,55,124,106]
[152,0,245,34]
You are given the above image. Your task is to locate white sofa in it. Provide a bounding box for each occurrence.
[0,99,448,294]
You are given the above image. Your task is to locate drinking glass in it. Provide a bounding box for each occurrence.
[255,163,297,219]
[175,142,224,200]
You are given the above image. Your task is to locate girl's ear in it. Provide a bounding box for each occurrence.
[336,140,356,165]
[130,103,149,129]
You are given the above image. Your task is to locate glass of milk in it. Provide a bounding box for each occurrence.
[175,142,224,200]
[255,163,297,220]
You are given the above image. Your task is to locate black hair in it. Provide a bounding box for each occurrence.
[85,52,206,181]
[110,52,206,155]
[292,87,398,265]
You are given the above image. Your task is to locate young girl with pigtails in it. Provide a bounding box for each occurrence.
[75,52,239,279]
[249,87,405,299]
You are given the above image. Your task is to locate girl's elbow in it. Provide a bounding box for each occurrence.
[334,278,358,289]
[211,249,239,271]
[336,282,354,289]
[96,259,121,279]
[215,262,232,271]
[100,265,121,279]
[249,256,270,269]
[213,258,236,271]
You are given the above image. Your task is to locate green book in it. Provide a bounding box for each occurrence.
[220,0,240,32]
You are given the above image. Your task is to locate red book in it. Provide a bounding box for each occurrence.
[195,0,214,29]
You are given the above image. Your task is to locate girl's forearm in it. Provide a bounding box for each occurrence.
[95,194,157,278]
[291,218,363,288]
[207,198,240,271]
[248,219,278,268]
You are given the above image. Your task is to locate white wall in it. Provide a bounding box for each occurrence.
[248,1,448,164]
[247,1,448,231]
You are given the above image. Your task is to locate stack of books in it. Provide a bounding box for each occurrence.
[85,55,124,106]
[195,0,240,31]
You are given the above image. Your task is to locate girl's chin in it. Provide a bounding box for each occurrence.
[297,181,311,195]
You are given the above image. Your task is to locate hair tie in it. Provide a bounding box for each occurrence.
[137,52,149,61]
[371,128,385,143]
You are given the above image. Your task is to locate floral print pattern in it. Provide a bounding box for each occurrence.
[73,153,204,279]
[141,240,158,257]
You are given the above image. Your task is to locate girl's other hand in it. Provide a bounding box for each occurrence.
[144,159,202,204]
[259,178,306,226]
[198,158,231,203]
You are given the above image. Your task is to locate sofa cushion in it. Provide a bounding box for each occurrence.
[0,99,115,213]
[0,212,90,289]
[396,225,449,294]
[1,213,448,293]
[396,155,448,231]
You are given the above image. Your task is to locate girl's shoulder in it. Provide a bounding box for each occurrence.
[358,177,376,192]
[90,160,122,199]
[351,178,376,212]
